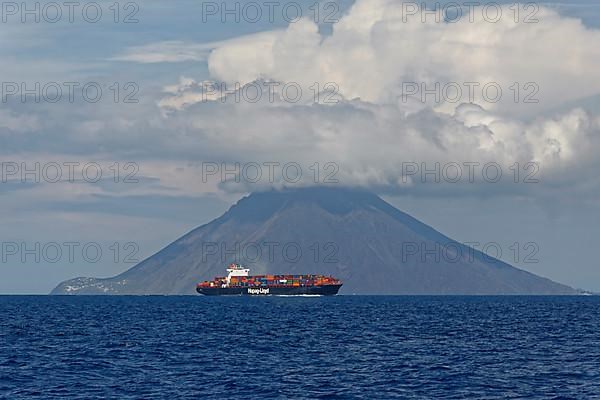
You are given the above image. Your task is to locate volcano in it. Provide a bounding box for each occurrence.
[51,187,576,295]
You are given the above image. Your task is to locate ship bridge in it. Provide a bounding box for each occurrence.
[225,264,249,285]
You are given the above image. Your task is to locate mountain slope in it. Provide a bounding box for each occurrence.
[51,187,576,295]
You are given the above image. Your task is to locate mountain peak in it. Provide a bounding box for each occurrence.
[225,186,379,222]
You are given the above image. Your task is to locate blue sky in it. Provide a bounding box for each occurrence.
[1,0,600,293]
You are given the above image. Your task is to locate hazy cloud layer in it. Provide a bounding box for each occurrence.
[111,41,218,63]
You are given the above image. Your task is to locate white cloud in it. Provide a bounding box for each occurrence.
[205,0,600,116]
[112,41,219,63]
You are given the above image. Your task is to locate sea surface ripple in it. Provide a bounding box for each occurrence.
[1,296,599,399]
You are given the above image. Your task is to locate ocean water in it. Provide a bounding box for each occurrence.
[1,296,599,399]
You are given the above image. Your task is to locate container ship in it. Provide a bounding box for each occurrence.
[196,264,343,296]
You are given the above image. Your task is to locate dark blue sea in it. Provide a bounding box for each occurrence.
[1,296,599,399]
